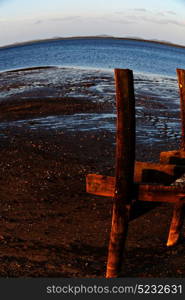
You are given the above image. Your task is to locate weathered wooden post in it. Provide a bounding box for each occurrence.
[167,69,185,247]
[167,200,185,246]
[106,69,135,278]
[177,69,185,151]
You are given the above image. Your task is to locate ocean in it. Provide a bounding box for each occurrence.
[0,37,185,147]
[1,38,185,76]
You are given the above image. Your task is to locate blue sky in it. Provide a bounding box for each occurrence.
[0,0,185,46]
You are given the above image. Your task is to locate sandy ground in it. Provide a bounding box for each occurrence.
[0,67,184,277]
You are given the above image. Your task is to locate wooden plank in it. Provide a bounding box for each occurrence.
[167,202,185,247]
[160,150,185,165]
[87,162,185,193]
[106,69,135,278]
[138,185,185,203]
[87,174,115,198]
[86,174,185,203]
[135,161,172,183]
[134,161,184,183]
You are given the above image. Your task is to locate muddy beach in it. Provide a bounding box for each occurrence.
[0,67,184,277]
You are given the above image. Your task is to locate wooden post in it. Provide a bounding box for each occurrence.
[167,69,185,247]
[177,69,185,150]
[106,69,135,278]
[160,69,185,163]
[167,201,185,247]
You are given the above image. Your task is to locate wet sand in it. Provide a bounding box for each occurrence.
[0,67,184,277]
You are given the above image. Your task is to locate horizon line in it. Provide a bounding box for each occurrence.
[0,35,185,50]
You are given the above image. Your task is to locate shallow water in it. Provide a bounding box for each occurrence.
[0,66,179,104]
[0,66,181,148]
[0,110,181,147]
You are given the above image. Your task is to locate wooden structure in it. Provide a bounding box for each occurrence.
[86,68,185,278]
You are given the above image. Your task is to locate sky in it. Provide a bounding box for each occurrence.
[0,0,185,47]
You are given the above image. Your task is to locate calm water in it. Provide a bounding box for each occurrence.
[0,38,185,77]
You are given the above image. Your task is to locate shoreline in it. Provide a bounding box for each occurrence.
[0,65,177,81]
[0,66,181,150]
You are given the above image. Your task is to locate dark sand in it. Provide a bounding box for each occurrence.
[0,68,184,278]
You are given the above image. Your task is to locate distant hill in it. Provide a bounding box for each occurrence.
[0,35,185,50]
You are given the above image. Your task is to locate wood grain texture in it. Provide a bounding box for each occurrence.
[106,69,135,278]
[87,174,185,203]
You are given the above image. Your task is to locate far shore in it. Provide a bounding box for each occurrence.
[0,35,185,51]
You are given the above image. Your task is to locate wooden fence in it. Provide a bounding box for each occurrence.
[86,68,185,278]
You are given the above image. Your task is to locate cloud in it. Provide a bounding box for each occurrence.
[141,15,185,27]
[115,8,149,15]
[105,18,136,25]
[50,16,81,22]
[112,8,185,28]
[35,20,42,25]
[131,8,148,13]
[34,15,81,25]
[166,10,177,15]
